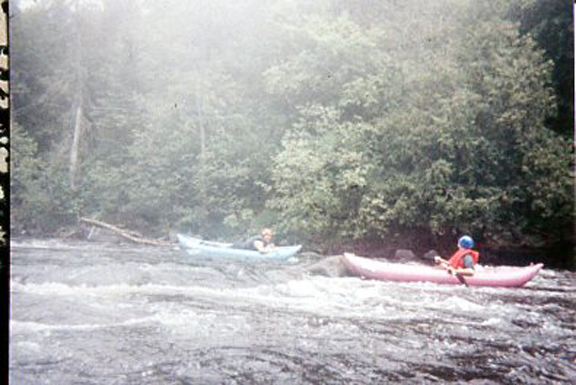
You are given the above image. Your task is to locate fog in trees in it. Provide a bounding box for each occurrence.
[10,0,574,265]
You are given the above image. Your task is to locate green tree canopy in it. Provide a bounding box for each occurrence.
[10,0,574,258]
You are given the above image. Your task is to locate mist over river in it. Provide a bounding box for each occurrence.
[9,239,576,384]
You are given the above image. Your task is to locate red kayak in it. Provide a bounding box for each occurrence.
[342,253,543,288]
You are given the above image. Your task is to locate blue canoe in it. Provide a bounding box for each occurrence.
[177,234,302,260]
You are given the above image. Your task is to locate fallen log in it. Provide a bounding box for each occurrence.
[80,217,174,246]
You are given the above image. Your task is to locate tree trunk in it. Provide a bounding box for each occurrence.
[80,217,174,246]
[69,101,83,190]
[196,78,207,200]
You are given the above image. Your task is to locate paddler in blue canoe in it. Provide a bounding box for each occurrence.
[234,228,276,253]
[434,235,479,277]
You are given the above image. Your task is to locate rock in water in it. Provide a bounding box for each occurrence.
[305,256,349,277]
[395,249,416,261]
[422,250,440,262]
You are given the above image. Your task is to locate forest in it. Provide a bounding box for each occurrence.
[10,0,575,265]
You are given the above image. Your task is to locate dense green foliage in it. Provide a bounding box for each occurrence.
[11,0,574,255]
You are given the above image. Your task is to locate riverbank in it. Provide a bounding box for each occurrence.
[10,226,575,272]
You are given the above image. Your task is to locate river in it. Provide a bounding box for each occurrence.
[9,238,576,384]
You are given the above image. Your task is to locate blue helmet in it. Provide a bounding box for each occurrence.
[458,235,474,249]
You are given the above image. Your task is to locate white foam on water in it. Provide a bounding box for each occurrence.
[10,311,173,334]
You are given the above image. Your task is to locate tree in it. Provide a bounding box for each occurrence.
[268,0,573,248]
[509,0,574,138]
[10,0,573,256]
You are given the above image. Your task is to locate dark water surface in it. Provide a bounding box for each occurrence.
[9,239,576,384]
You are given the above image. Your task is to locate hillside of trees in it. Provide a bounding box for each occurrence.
[10,0,574,266]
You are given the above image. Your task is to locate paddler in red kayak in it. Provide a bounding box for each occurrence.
[434,235,479,277]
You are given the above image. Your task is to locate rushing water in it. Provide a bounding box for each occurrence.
[9,238,576,384]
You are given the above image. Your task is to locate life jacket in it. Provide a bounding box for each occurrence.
[447,248,479,269]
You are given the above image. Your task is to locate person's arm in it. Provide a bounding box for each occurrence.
[434,255,449,268]
[254,240,275,253]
